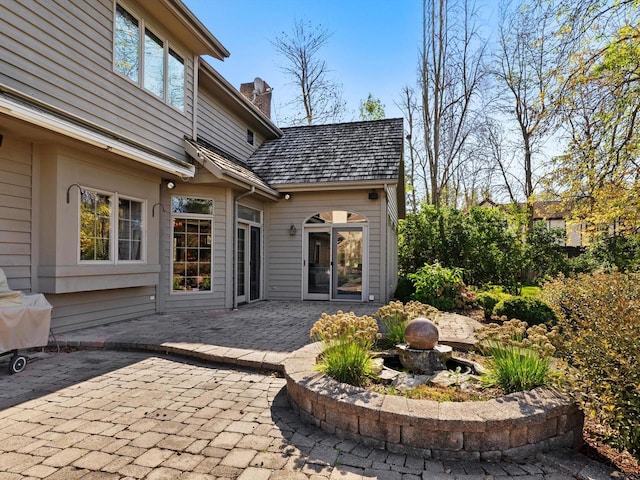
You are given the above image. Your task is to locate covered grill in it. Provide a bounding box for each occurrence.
[0,269,52,374]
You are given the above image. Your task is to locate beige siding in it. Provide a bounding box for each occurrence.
[197,92,265,161]
[265,191,384,301]
[0,137,32,291]
[160,185,229,312]
[0,1,194,160]
[49,286,156,333]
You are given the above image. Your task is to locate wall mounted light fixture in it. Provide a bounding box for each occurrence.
[289,224,297,236]
[0,133,3,148]
[368,191,379,200]
[152,202,165,217]
[66,183,84,203]
[284,193,291,200]
[165,179,176,189]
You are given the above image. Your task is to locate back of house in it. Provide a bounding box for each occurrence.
[0,1,404,332]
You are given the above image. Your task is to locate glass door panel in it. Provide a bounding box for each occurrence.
[250,226,261,301]
[332,228,363,300]
[307,231,331,297]
[237,226,246,303]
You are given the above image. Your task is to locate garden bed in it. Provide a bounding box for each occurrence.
[284,342,584,462]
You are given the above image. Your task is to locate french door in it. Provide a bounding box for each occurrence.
[237,224,261,304]
[303,226,365,301]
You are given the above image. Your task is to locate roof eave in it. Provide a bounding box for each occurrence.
[1,85,195,178]
[184,139,280,200]
[270,179,399,192]
[144,0,230,59]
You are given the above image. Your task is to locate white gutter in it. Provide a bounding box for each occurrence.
[0,94,195,178]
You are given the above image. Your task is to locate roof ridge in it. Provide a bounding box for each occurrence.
[280,117,403,131]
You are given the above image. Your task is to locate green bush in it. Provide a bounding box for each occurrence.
[394,275,415,303]
[310,311,379,386]
[408,263,474,311]
[543,272,640,460]
[493,296,557,326]
[398,205,567,292]
[476,291,511,320]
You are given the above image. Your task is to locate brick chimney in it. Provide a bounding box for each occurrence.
[240,77,272,119]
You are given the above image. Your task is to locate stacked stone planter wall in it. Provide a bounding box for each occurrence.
[284,343,584,462]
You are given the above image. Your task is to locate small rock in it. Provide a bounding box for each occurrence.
[391,373,431,391]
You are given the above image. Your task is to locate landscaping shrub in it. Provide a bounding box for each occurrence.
[373,300,439,346]
[477,319,559,393]
[393,275,414,302]
[481,343,551,393]
[409,263,474,311]
[493,296,557,326]
[543,272,640,460]
[310,311,380,386]
[475,291,511,320]
[476,319,561,357]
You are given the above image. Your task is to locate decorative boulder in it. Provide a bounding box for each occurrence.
[404,317,439,350]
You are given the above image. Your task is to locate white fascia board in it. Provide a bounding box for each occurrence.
[0,95,195,178]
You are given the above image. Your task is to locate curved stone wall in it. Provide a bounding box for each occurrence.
[284,343,584,461]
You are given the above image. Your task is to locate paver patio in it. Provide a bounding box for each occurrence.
[0,301,615,479]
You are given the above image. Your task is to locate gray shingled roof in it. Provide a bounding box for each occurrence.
[185,138,278,196]
[247,118,403,185]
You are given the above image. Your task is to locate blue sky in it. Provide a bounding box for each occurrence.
[184,1,431,122]
[184,1,498,125]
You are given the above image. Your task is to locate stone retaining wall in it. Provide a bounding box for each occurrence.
[284,343,584,462]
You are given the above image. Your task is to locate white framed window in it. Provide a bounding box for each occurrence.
[171,197,214,293]
[79,188,145,263]
[114,2,185,111]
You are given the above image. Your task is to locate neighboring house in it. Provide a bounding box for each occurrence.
[478,198,584,248]
[0,1,403,332]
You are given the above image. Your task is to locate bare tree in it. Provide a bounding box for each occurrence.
[397,86,425,213]
[272,19,346,125]
[419,0,487,207]
[493,0,561,212]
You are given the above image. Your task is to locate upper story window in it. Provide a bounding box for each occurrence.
[246,129,254,145]
[114,3,185,111]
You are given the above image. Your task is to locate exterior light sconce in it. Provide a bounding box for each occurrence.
[152,202,165,217]
[0,133,3,147]
[66,183,84,203]
[284,193,291,200]
[289,224,297,236]
[368,191,379,200]
[164,179,176,189]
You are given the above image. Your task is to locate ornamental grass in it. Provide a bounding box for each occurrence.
[310,311,380,386]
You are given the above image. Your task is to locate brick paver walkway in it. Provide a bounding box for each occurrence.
[0,350,587,479]
[0,301,615,479]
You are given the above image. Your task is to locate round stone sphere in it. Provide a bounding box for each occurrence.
[404,317,439,350]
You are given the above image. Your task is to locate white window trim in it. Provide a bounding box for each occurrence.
[170,196,215,295]
[77,187,147,265]
[113,1,186,113]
